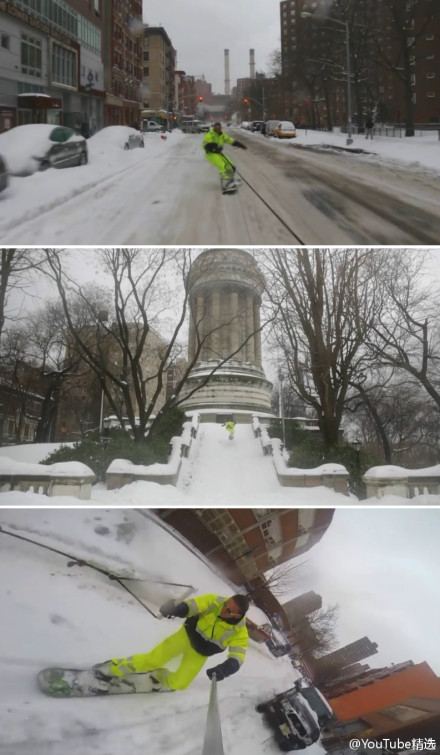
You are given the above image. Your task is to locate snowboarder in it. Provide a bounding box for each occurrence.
[224,420,236,440]
[202,122,247,192]
[94,593,250,692]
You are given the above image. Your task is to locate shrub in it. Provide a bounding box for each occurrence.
[41,407,186,482]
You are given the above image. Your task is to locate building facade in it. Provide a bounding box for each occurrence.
[317,637,379,671]
[141,25,175,124]
[102,0,143,127]
[279,0,440,129]
[0,0,105,133]
[158,507,334,582]
[323,662,440,747]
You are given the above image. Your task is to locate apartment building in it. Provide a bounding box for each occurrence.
[280,0,440,128]
[141,25,176,121]
[102,0,143,127]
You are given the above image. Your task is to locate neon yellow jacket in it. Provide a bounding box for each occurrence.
[183,593,248,666]
[202,129,234,150]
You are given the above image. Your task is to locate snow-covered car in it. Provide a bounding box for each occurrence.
[88,125,144,151]
[197,123,211,133]
[0,124,88,176]
[274,121,296,139]
[0,154,8,192]
[256,685,333,751]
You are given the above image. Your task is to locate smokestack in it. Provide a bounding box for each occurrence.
[249,48,255,78]
[224,49,230,96]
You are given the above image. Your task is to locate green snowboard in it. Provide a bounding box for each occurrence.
[37,667,158,697]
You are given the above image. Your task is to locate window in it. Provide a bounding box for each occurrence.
[427,92,435,98]
[426,72,435,78]
[52,43,77,88]
[21,34,42,77]
[426,33,434,40]
[1,33,10,50]
[382,705,426,723]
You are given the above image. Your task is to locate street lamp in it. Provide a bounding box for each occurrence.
[301,11,353,146]
[352,437,362,474]
[278,370,286,449]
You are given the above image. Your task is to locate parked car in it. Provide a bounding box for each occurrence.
[274,121,296,138]
[197,123,211,133]
[143,120,163,133]
[256,684,333,751]
[265,119,280,136]
[0,124,88,176]
[88,126,144,151]
[0,154,8,192]
[251,120,266,132]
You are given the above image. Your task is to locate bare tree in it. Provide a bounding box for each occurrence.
[0,249,46,338]
[366,249,440,414]
[260,249,385,450]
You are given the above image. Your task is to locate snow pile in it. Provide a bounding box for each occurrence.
[0,456,94,478]
[364,464,440,478]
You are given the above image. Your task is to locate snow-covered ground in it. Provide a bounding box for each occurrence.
[0,507,300,755]
[0,423,439,507]
[244,126,440,178]
[1,126,439,245]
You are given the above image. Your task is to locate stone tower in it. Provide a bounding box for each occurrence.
[181,249,272,419]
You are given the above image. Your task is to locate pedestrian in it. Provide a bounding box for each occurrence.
[365,116,374,139]
[93,593,250,692]
[224,420,236,440]
[202,122,247,191]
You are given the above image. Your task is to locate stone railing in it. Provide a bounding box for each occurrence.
[106,415,200,490]
[0,458,96,499]
[364,464,440,499]
[252,416,349,494]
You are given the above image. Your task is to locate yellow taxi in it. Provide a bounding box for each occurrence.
[274,120,296,138]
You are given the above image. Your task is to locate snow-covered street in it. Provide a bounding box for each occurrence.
[0,507,298,755]
[1,128,440,245]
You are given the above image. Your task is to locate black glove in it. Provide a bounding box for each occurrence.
[206,657,240,681]
[204,143,222,154]
[159,600,189,618]
[232,140,247,149]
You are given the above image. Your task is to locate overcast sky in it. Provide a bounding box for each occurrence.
[287,507,440,676]
[142,0,282,93]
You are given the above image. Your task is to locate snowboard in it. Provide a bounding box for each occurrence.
[37,667,159,697]
[221,179,237,194]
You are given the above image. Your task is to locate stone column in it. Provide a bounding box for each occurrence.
[230,290,240,355]
[254,297,262,367]
[211,290,221,358]
[195,295,205,361]
[246,294,255,363]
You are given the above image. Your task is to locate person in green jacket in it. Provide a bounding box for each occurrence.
[93,593,250,692]
[202,122,247,190]
[224,420,236,440]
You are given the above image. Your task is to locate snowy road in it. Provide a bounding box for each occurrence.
[1,129,439,244]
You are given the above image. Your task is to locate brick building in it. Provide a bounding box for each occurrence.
[103,0,143,127]
[279,0,440,129]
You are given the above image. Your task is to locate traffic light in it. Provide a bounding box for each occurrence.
[243,98,249,105]
[198,96,203,102]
